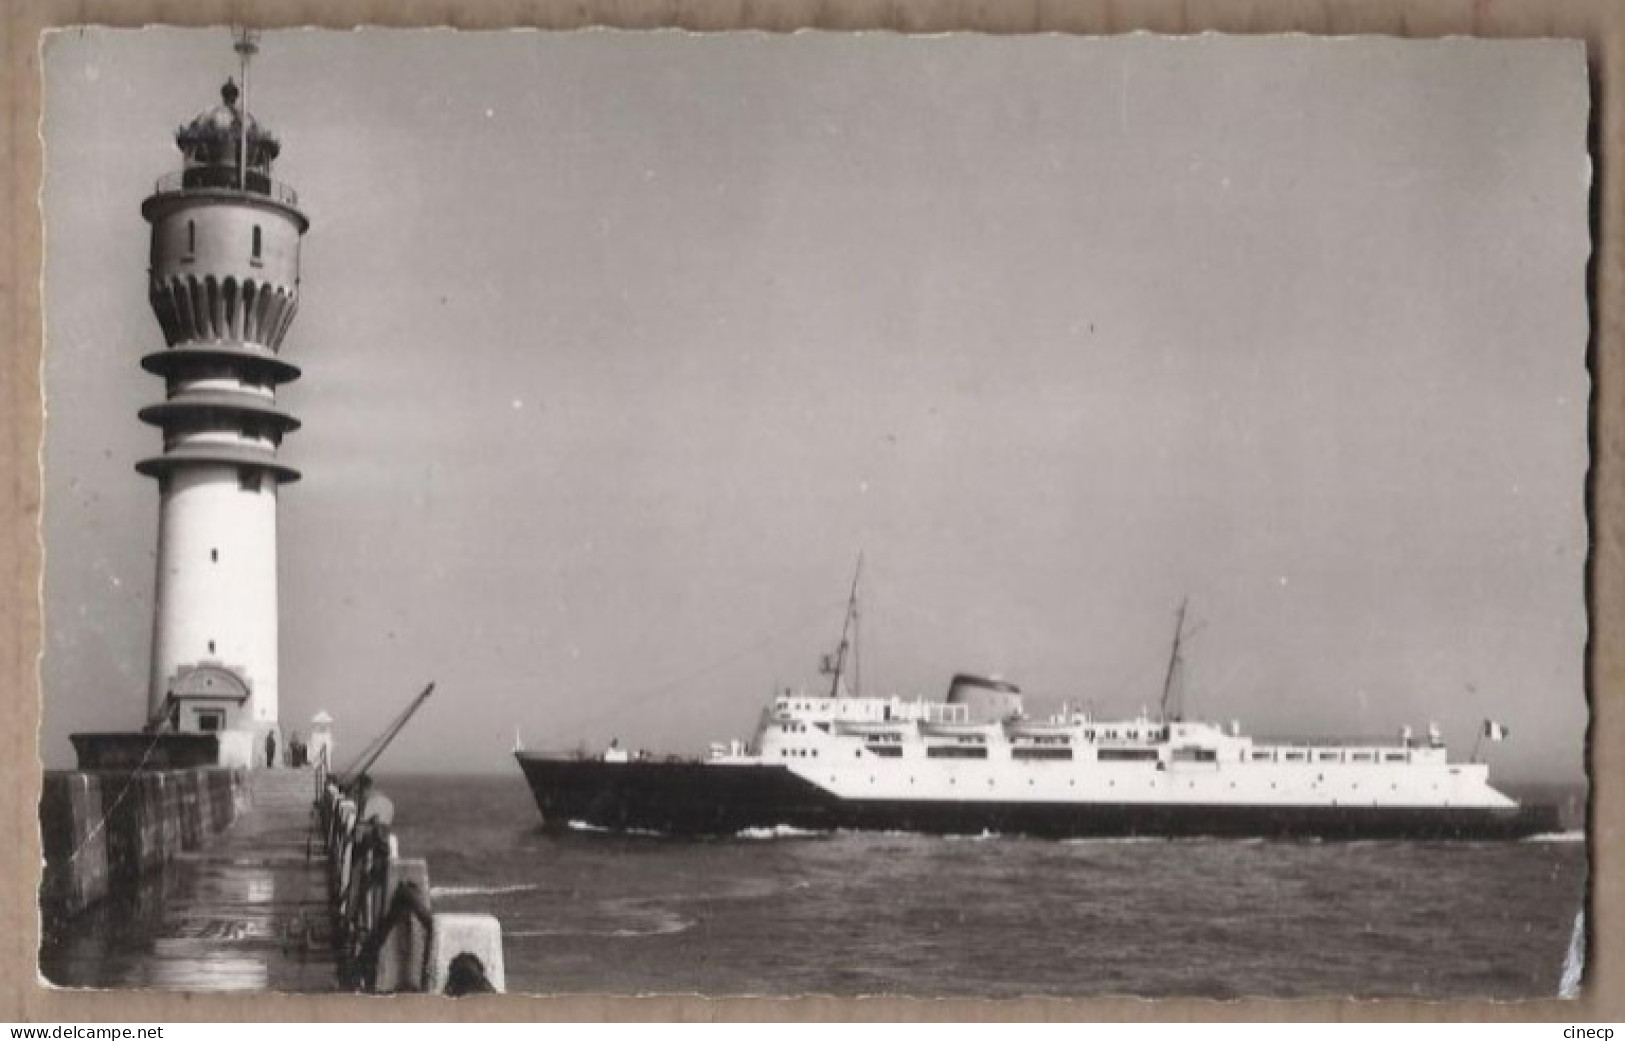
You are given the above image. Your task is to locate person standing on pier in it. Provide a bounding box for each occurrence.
[265,729,278,769]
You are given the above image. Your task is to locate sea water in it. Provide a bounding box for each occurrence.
[387,773,1586,999]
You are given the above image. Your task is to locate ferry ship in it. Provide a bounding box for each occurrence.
[515,574,1558,841]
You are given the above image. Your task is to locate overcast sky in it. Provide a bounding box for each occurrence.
[40,30,1589,782]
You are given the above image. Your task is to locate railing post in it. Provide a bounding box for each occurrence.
[366,857,431,993]
[314,780,504,994]
[330,798,357,907]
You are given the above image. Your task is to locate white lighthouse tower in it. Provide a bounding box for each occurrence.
[135,38,308,769]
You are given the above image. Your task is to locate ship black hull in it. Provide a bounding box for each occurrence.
[514,755,1561,841]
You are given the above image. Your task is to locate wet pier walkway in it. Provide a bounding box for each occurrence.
[41,769,341,992]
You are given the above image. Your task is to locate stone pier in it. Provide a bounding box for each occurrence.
[40,767,505,994]
[40,768,340,991]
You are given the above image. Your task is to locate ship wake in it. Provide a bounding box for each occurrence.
[431,882,542,899]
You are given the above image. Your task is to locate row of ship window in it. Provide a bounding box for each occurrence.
[782,740,1410,765]
[822,775,1437,798]
[847,746,1165,761]
[778,725,1174,745]
[842,745,1413,764]
[770,746,1433,773]
[780,734,1408,765]
[1252,749,1410,763]
[777,724,1183,745]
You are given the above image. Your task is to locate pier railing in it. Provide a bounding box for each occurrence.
[313,777,506,995]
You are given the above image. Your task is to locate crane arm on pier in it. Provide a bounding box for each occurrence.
[338,682,436,789]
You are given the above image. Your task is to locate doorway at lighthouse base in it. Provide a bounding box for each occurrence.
[154,661,261,769]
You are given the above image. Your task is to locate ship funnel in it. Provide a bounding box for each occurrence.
[946,674,1023,724]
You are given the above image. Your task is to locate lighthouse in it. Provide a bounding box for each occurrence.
[129,39,308,769]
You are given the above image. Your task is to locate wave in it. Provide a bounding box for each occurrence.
[566,820,667,837]
[506,918,695,940]
[430,882,540,899]
[833,829,921,838]
[1524,831,1586,844]
[734,825,828,840]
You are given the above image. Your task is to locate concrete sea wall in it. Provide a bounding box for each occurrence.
[39,767,251,926]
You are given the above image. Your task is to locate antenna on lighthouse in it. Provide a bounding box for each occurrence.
[232,26,260,190]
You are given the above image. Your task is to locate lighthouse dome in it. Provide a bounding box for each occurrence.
[174,78,281,172]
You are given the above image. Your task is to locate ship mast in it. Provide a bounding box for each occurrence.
[1158,596,1189,724]
[824,553,864,699]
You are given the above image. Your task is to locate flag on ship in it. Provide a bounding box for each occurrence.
[1483,719,1510,742]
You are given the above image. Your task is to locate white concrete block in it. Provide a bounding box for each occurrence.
[429,913,505,995]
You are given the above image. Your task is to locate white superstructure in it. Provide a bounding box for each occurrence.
[711,683,1516,811]
[704,572,1515,814]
